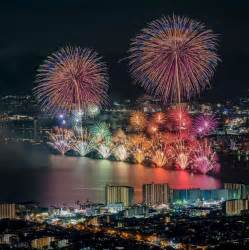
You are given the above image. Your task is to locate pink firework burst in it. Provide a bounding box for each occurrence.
[34,46,109,114]
[193,114,218,137]
[191,140,220,174]
[168,106,192,131]
[129,15,219,103]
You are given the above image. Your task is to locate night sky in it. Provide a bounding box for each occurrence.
[0,0,248,102]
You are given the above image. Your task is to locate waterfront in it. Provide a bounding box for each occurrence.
[0,144,222,206]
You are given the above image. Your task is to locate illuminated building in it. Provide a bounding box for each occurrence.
[226,197,249,216]
[0,204,16,219]
[172,189,240,203]
[0,95,38,115]
[201,189,239,201]
[224,183,249,199]
[31,237,55,249]
[105,185,134,207]
[123,205,149,218]
[105,203,124,213]
[172,189,201,203]
[143,183,170,206]
[86,217,99,226]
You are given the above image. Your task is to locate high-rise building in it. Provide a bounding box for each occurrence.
[199,189,228,201]
[172,189,200,203]
[171,188,240,203]
[224,183,248,199]
[143,183,170,206]
[226,197,249,216]
[31,237,55,249]
[0,203,16,219]
[105,185,134,207]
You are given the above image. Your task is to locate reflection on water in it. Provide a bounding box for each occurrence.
[0,148,222,206]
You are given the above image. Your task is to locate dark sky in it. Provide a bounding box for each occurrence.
[0,0,248,102]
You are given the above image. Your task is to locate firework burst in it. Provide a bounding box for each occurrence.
[191,140,220,174]
[34,46,109,114]
[129,134,150,164]
[96,144,112,159]
[112,128,127,145]
[149,135,168,167]
[168,106,192,131]
[70,129,94,156]
[90,122,111,144]
[113,145,128,161]
[129,111,147,131]
[162,132,177,145]
[73,141,94,157]
[151,150,168,167]
[87,104,100,118]
[146,123,159,135]
[48,127,73,155]
[172,140,192,170]
[193,114,218,137]
[151,112,166,125]
[129,15,219,103]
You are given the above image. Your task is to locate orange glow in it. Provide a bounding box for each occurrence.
[130,111,147,131]
[152,112,166,124]
[129,134,150,164]
[147,123,159,135]
[151,150,167,167]
[134,150,145,164]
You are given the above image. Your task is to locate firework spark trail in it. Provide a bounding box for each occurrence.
[45,114,220,175]
[149,135,168,167]
[151,150,168,167]
[129,15,219,143]
[172,139,192,170]
[71,109,84,135]
[113,145,128,161]
[129,111,147,132]
[129,15,219,104]
[168,105,192,132]
[128,134,150,164]
[90,122,112,144]
[87,104,100,118]
[151,112,166,125]
[96,144,113,159]
[73,141,94,157]
[112,128,127,145]
[34,46,109,115]
[193,114,218,137]
[146,123,159,135]
[48,127,73,155]
[70,129,94,156]
[191,139,220,174]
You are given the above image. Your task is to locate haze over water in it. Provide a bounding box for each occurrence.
[0,144,222,206]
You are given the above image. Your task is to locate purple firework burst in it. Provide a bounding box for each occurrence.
[193,114,218,137]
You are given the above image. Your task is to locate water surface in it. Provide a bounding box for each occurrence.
[0,144,222,206]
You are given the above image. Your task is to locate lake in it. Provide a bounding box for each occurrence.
[0,143,222,206]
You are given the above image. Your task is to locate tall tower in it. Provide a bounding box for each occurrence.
[0,203,16,219]
[105,185,134,207]
[143,183,170,206]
